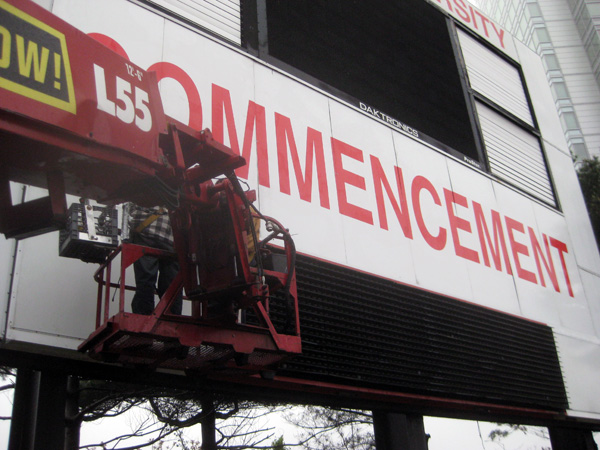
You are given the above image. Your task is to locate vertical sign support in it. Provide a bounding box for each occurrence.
[33,370,67,450]
[202,397,218,450]
[8,369,68,450]
[373,411,430,450]
[549,427,599,450]
[8,369,40,450]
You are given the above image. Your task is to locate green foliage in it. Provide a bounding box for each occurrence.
[272,435,287,450]
[576,157,600,249]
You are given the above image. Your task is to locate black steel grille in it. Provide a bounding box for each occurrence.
[277,254,568,410]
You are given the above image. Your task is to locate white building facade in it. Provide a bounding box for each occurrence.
[478,0,600,159]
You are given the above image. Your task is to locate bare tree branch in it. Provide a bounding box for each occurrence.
[285,406,375,450]
[0,383,15,392]
[80,413,179,450]
[148,397,207,429]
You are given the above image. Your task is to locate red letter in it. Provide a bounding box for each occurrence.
[331,138,373,225]
[491,22,506,49]
[411,176,447,251]
[474,10,491,38]
[211,84,269,186]
[444,189,479,263]
[550,237,574,297]
[275,113,330,209]
[469,5,479,29]
[147,62,202,131]
[370,155,413,238]
[529,228,560,293]
[453,0,471,22]
[505,217,537,284]
[472,202,512,275]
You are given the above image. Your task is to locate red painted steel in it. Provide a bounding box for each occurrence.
[0,0,300,372]
[219,373,564,422]
[81,238,300,371]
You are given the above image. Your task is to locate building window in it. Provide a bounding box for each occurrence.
[533,27,551,45]
[525,3,542,18]
[560,110,580,130]
[566,0,581,12]
[586,32,600,62]
[456,28,556,207]
[550,80,570,100]
[542,53,560,71]
[457,30,533,125]
[146,0,241,44]
[589,3,600,16]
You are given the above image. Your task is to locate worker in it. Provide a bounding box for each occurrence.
[127,203,183,315]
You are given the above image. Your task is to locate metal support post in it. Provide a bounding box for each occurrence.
[373,412,429,450]
[549,427,598,450]
[202,398,217,450]
[64,376,81,450]
[8,369,40,450]
[33,370,68,450]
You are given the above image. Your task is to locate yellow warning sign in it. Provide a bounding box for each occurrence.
[0,0,76,114]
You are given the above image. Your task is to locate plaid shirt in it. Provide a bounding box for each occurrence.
[128,203,174,250]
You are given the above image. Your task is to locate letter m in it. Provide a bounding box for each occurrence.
[275,113,330,209]
[211,84,269,186]
[473,202,513,275]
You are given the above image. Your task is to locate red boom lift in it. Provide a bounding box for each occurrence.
[0,0,300,374]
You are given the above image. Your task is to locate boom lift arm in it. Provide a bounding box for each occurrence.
[0,0,300,373]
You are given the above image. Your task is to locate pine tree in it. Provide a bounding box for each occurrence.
[576,157,600,250]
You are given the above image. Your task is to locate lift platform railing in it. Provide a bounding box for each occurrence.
[80,223,301,373]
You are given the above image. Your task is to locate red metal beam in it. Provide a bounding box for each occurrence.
[215,373,565,422]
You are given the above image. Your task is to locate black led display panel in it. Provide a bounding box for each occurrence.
[263,0,480,161]
[273,253,568,411]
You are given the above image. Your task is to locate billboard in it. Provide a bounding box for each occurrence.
[1,0,600,423]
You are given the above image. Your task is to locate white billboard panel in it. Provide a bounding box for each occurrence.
[0,236,14,338]
[555,333,600,421]
[3,0,600,420]
[253,64,349,267]
[444,160,522,314]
